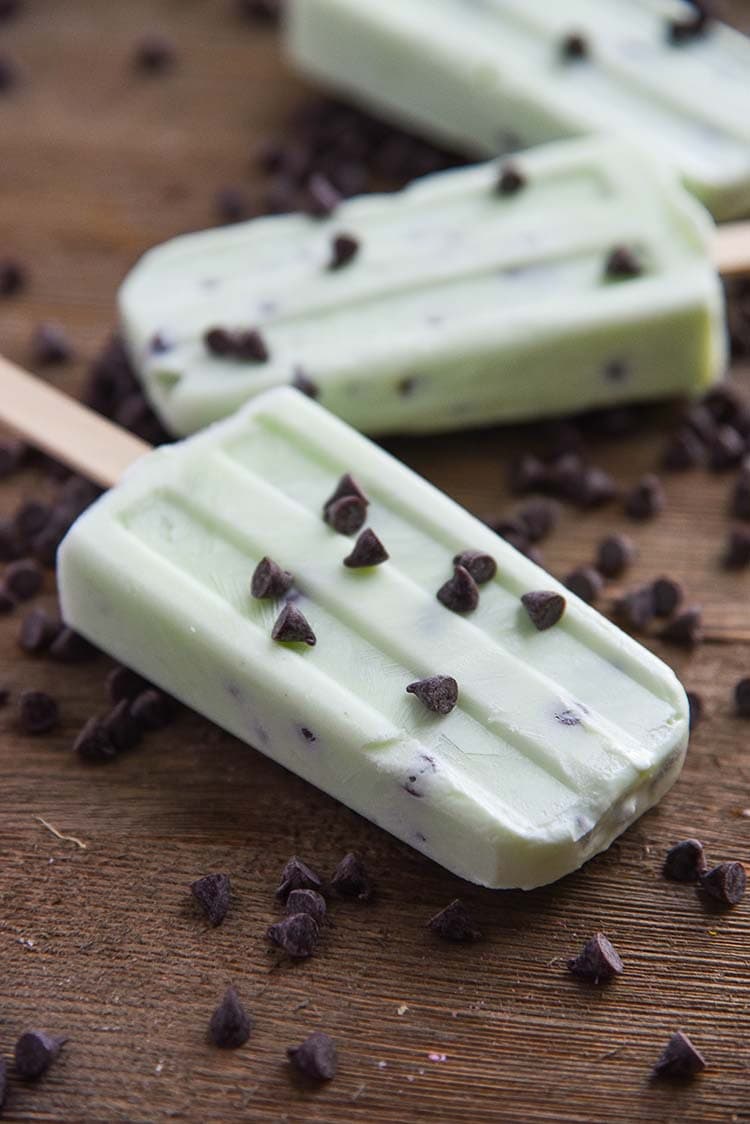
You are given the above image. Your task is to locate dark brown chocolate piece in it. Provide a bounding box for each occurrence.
[275,856,323,902]
[596,534,635,579]
[565,565,603,605]
[605,246,642,280]
[192,873,231,927]
[49,627,98,663]
[651,577,683,618]
[292,368,319,399]
[343,528,389,568]
[287,1031,337,1081]
[251,556,294,598]
[209,987,252,1049]
[661,427,704,471]
[663,839,706,883]
[428,899,481,942]
[561,32,588,60]
[234,329,269,362]
[267,912,320,958]
[130,688,176,730]
[19,690,59,735]
[521,590,566,631]
[204,327,233,356]
[14,1030,65,1079]
[0,436,26,475]
[328,232,360,270]
[271,603,316,646]
[304,172,342,218]
[18,608,60,654]
[325,495,367,536]
[286,889,327,926]
[74,717,117,763]
[709,424,744,471]
[624,474,665,520]
[437,565,479,613]
[452,550,496,584]
[652,1031,706,1080]
[133,34,176,74]
[497,162,526,195]
[516,499,558,543]
[735,677,750,717]
[658,607,702,647]
[722,528,750,570]
[107,665,151,704]
[14,499,49,539]
[613,585,656,632]
[102,699,143,752]
[237,0,282,24]
[568,933,623,983]
[406,675,458,715]
[0,258,25,296]
[31,322,73,365]
[3,558,42,601]
[699,861,746,906]
[330,852,372,901]
[508,453,546,495]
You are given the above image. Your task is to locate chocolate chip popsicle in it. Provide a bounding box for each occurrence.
[286,0,750,221]
[2,363,690,889]
[121,137,729,438]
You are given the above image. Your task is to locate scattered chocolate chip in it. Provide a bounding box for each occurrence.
[14,499,50,540]
[567,933,623,983]
[613,585,656,632]
[31,322,73,366]
[343,528,389,568]
[576,466,618,509]
[237,0,281,23]
[565,565,603,605]
[497,162,526,195]
[658,607,702,648]
[287,1031,337,1081]
[304,172,342,218]
[268,912,320,958]
[49,627,98,663]
[0,519,22,562]
[14,1030,65,1079]
[699,861,746,906]
[490,516,529,554]
[74,717,117,763]
[722,527,750,570]
[19,690,59,735]
[18,608,60,654]
[107,665,151,704]
[133,34,176,74]
[661,428,704,471]
[685,403,717,444]
[300,727,316,743]
[651,577,683,618]
[292,368,319,399]
[130,688,176,730]
[516,499,558,543]
[330,852,372,901]
[508,453,546,495]
[605,246,642,280]
[0,258,24,296]
[653,1031,706,1080]
[687,690,703,729]
[521,590,566,631]
[624,474,665,520]
[209,987,252,1049]
[276,856,323,902]
[428,899,481,942]
[406,675,458,715]
[0,438,26,480]
[328,232,360,271]
[271,603,316,646]
[323,473,368,513]
[192,873,231,927]
[596,534,635,579]
[204,327,233,357]
[735,677,750,718]
[437,565,479,613]
[102,700,143,752]
[214,185,250,224]
[325,495,367,536]
[452,550,496,584]
[561,32,588,60]
[663,839,706,883]
[3,558,42,601]
[235,328,269,362]
[709,424,744,471]
[251,556,294,598]
[286,889,327,926]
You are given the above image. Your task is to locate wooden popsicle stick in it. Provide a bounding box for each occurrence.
[713,221,750,278]
[0,355,150,489]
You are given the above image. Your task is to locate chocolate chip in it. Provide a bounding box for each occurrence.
[204,327,233,357]
[330,852,372,901]
[31,322,73,365]
[130,688,176,730]
[237,0,282,23]
[251,556,294,598]
[664,839,706,883]
[661,428,704,471]
[613,585,656,632]
[576,467,618,509]
[192,873,231,927]
[605,246,642,280]
[722,527,750,570]
[328,232,360,271]
[18,608,60,654]
[286,889,327,925]
[74,717,117,763]
[497,162,526,195]
[490,516,529,554]
[323,472,368,513]
[687,690,703,729]
[521,590,566,631]
[651,577,683,617]
[14,500,50,540]
[568,933,623,983]
[508,453,546,495]
[267,912,320,958]
[516,499,558,543]
[659,607,702,647]
[209,987,252,1049]
[565,565,603,605]
[0,519,22,562]
[343,528,389,568]
[49,627,98,663]
[292,368,319,399]
[406,675,458,715]
[0,258,24,296]
[3,558,42,601]
[452,550,496,584]
[652,1031,706,1080]
[276,856,323,902]
[107,665,151,704]
[667,5,710,46]
[428,899,481,942]
[0,437,26,477]
[437,565,479,613]
[685,403,717,444]
[14,1030,65,1079]
[235,328,269,362]
[561,32,588,60]
[304,172,342,218]
[287,1031,337,1081]
[271,603,316,646]
[699,861,746,906]
[709,425,744,471]
[624,474,665,520]
[19,690,59,735]
[102,699,143,752]
[596,534,635,579]
[214,185,250,224]
[324,495,366,536]
[133,34,176,74]
[735,677,750,717]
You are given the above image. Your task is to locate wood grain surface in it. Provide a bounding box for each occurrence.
[1,3,750,1122]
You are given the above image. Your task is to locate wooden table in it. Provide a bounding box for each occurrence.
[1,3,749,1121]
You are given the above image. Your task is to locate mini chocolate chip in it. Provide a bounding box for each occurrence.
[406,675,458,715]
[565,565,603,605]
[234,328,269,362]
[14,1030,65,1079]
[452,550,496,584]
[709,425,744,471]
[214,185,250,224]
[49,627,98,663]
[652,1031,706,1080]
[292,368,319,399]
[300,727,316,743]
[14,500,50,540]
[343,528,389,568]
[605,246,642,280]
[192,873,231,926]
[624,474,665,520]
[276,856,323,902]
[19,690,59,735]
[661,428,704,471]
[323,472,368,512]
[0,258,25,296]
[664,839,706,883]
[74,717,117,763]
[651,577,683,617]
[0,437,26,477]
[0,519,22,562]
[596,534,636,579]
[699,861,746,906]
[428,899,481,942]
[731,475,750,521]
[667,6,710,46]
[722,527,750,570]
[659,607,702,647]
[576,466,618,509]
[31,322,73,365]
[556,708,582,726]
[328,232,360,271]
[133,34,176,74]
[287,1031,337,1081]
[3,558,42,601]
[561,31,588,60]
[17,609,60,655]
[107,665,151,704]
[437,565,479,613]
[325,495,368,536]
[685,403,717,444]
[516,499,558,543]
[286,889,327,926]
[102,700,143,752]
[209,987,252,1048]
[686,690,703,729]
[497,162,526,195]
[613,585,656,632]
[204,327,234,356]
[490,517,529,553]
[251,556,294,599]
[267,912,320,958]
[508,453,546,495]
[330,852,372,901]
[521,590,566,631]
[735,677,750,717]
[130,688,176,730]
[304,172,342,218]
[271,603,316,646]
[568,933,623,983]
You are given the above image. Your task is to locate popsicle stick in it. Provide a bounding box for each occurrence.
[713,221,750,278]
[0,355,149,488]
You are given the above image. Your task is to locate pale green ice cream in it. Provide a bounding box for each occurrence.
[120,137,725,439]
[58,387,690,890]
[287,0,750,221]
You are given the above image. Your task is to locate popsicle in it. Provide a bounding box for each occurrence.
[120,136,728,439]
[2,362,690,890]
[286,0,750,221]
